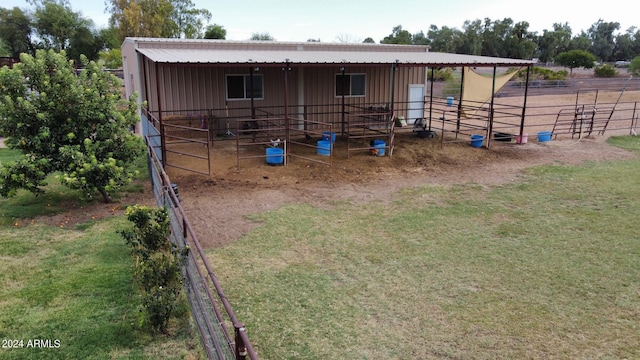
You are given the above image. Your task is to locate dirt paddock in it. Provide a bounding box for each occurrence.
[21,88,638,243]
[167,90,640,248]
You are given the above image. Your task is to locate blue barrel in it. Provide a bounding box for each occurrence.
[322,131,336,144]
[447,96,454,107]
[371,140,386,156]
[266,147,284,165]
[317,140,331,156]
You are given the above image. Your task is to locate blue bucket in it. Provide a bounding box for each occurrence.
[371,139,386,156]
[265,147,284,165]
[447,96,454,107]
[322,131,336,144]
[317,140,331,156]
[470,134,484,148]
[537,131,552,142]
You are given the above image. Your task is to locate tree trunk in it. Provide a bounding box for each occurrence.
[98,187,113,203]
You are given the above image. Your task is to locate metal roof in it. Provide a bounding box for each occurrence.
[135,47,534,67]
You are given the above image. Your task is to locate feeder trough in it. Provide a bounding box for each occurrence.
[470,134,484,148]
[537,131,552,142]
[493,132,512,142]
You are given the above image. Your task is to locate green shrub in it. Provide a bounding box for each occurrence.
[629,56,640,76]
[120,205,188,334]
[515,66,568,80]
[429,67,454,82]
[594,64,617,77]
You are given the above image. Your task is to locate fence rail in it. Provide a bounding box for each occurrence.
[144,128,258,360]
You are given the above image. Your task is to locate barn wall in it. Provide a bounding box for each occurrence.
[141,61,426,131]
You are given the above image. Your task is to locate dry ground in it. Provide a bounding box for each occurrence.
[167,90,640,248]
[14,85,638,239]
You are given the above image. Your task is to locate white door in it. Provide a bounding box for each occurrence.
[407,85,425,125]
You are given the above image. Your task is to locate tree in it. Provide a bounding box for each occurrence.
[250,32,274,41]
[427,25,462,53]
[99,48,122,69]
[613,27,636,61]
[335,33,361,43]
[381,25,413,44]
[0,40,9,57]
[567,30,591,52]
[170,0,211,38]
[481,17,513,57]
[412,31,429,45]
[66,24,104,63]
[458,20,483,55]
[203,24,226,39]
[588,19,620,62]
[0,50,144,203]
[537,23,572,63]
[106,0,211,42]
[0,7,36,58]
[33,0,84,51]
[362,37,375,44]
[555,49,597,76]
[504,21,537,59]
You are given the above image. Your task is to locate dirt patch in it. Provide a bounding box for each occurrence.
[16,183,154,229]
[19,89,635,242]
[168,92,638,248]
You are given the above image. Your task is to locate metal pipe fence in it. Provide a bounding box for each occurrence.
[144,127,258,360]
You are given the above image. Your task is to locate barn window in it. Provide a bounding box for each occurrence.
[226,74,264,100]
[335,73,366,97]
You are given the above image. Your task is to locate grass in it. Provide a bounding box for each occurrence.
[0,149,202,359]
[209,135,640,359]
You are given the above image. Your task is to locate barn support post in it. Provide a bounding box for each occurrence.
[428,67,435,130]
[155,62,166,166]
[486,65,498,149]
[388,61,398,157]
[340,66,346,136]
[249,66,256,119]
[283,61,291,158]
[456,66,466,138]
[519,66,531,143]
[390,61,397,116]
[141,55,151,130]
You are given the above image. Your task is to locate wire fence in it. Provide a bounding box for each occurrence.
[143,115,258,360]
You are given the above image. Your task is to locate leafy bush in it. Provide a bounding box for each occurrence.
[555,50,597,70]
[428,67,454,82]
[594,64,617,77]
[515,66,568,80]
[120,205,188,334]
[629,56,640,77]
[0,50,144,203]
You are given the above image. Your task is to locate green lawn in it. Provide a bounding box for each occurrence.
[0,149,201,360]
[209,135,640,359]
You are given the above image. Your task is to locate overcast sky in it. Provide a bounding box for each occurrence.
[4,0,638,43]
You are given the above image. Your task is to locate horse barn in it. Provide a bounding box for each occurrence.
[121,37,538,174]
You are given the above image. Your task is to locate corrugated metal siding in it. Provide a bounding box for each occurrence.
[142,61,425,130]
[299,65,422,127]
[143,64,302,129]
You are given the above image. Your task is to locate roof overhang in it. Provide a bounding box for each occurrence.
[135,47,534,68]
